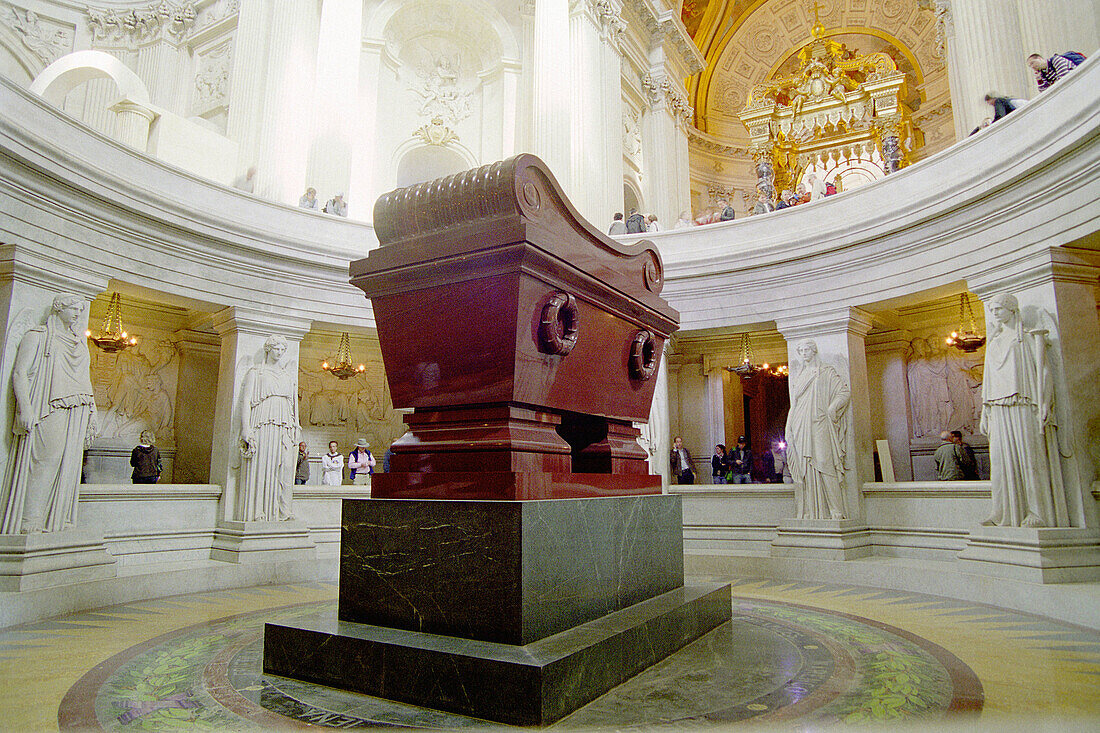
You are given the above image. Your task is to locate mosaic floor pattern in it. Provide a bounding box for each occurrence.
[1,579,1098,730]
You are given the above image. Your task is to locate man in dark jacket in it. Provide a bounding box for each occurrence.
[727,436,753,484]
[625,208,647,233]
[670,436,695,484]
[130,430,161,484]
[295,442,310,485]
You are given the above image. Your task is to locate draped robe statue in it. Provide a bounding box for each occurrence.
[237,335,299,522]
[785,340,851,520]
[980,294,1071,528]
[1,295,98,534]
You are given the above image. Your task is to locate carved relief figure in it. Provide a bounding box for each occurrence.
[298,367,406,451]
[92,340,177,443]
[1,295,98,534]
[237,336,299,522]
[980,294,1072,528]
[907,336,983,438]
[785,340,850,520]
[411,53,471,125]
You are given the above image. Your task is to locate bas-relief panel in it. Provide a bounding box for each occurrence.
[0,2,74,71]
[90,338,179,447]
[904,334,982,440]
[297,366,406,455]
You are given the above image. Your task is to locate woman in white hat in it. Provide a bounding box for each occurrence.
[347,438,375,485]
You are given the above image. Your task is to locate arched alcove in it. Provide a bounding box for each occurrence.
[394,144,471,187]
[30,49,150,107]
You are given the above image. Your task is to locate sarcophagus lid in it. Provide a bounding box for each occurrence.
[351,154,678,424]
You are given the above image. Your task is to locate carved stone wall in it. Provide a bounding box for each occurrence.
[0,2,74,81]
[296,333,406,463]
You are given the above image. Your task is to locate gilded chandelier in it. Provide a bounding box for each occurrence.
[86,292,138,353]
[322,332,365,379]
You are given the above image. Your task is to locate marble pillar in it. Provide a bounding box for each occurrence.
[640,68,691,228]
[569,0,624,226]
[109,97,156,151]
[866,330,915,481]
[225,0,272,176]
[771,309,874,559]
[946,0,1033,138]
[134,35,187,112]
[252,0,320,204]
[347,40,385,219]
[1015,0,1099,71]
[702,356,726,459]
[170,330,220,485]
[208,308,314,562]
[306,0,364,204]
[531,0,572,188]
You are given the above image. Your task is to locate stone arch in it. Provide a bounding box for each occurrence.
[367,0,519,65]
[393,142,477,188]
[30,49,151,107]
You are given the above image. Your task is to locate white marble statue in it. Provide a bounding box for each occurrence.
[785,340,851,520]
[980,293,1070,528]
[237,335,299,522]
[1,295,98,534]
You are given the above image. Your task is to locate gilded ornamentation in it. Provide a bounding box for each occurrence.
[413,117,460,146]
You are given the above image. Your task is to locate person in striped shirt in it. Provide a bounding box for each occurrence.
[1027,53,1083,92]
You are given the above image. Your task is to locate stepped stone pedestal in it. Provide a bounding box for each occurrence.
[957,525,1100,583]
[210,520,315,563]
[771,518,873,560]
[262,156,731,725]
[0,528,116,591]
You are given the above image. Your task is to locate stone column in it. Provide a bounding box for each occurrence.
[347,40,386,220]
[531,0,572,187]
[701,355,726,460]
[109,98,157,151]
[640,69,692,228]
[569,0,624,225]
[225,0,273,176]
[771,308,875,559]
[306,0,364,203]
[252,0,321,204]
[208,308,314,563]
[945,0,1032,138]
[865,330,915,481]
[170,330,220,485]
[639,350,671,492]
[1015,0,1099,70]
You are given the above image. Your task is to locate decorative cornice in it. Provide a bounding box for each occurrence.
[642,70,692,122]
[87,2,196,47]
[686,126,746,157]
[622,0,704,75]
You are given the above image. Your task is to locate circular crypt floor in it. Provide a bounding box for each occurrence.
[1,578,1098,730]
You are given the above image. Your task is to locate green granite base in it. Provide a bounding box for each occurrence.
[264,582,731,726]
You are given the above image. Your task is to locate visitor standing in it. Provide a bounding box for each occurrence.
[321,441,344,486]
[130,431,161,484]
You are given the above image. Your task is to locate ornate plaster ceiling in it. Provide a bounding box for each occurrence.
[686,0,947,143]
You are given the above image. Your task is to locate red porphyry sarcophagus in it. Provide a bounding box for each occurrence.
[350,154,679,499]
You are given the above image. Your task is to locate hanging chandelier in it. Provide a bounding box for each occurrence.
[727,332,764,377]
[945,293,986,353]
[322,332,365,380]
[86,292,138,353]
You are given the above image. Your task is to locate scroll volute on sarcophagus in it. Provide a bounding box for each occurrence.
[350,154,678,424]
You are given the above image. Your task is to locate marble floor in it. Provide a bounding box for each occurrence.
[1,578,1098,731]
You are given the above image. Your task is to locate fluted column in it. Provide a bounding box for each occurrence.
[946,0,1032,137]
[253,0,320,204]
[702,356,726,463]
[1015,0,1099,69]
[569,0,624,225]
[225,0,273,176]
[346,40,385,220]
[640,69,692,227]
[531,0,572,188]
[109,98,157,151]
[306,0,364,204]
